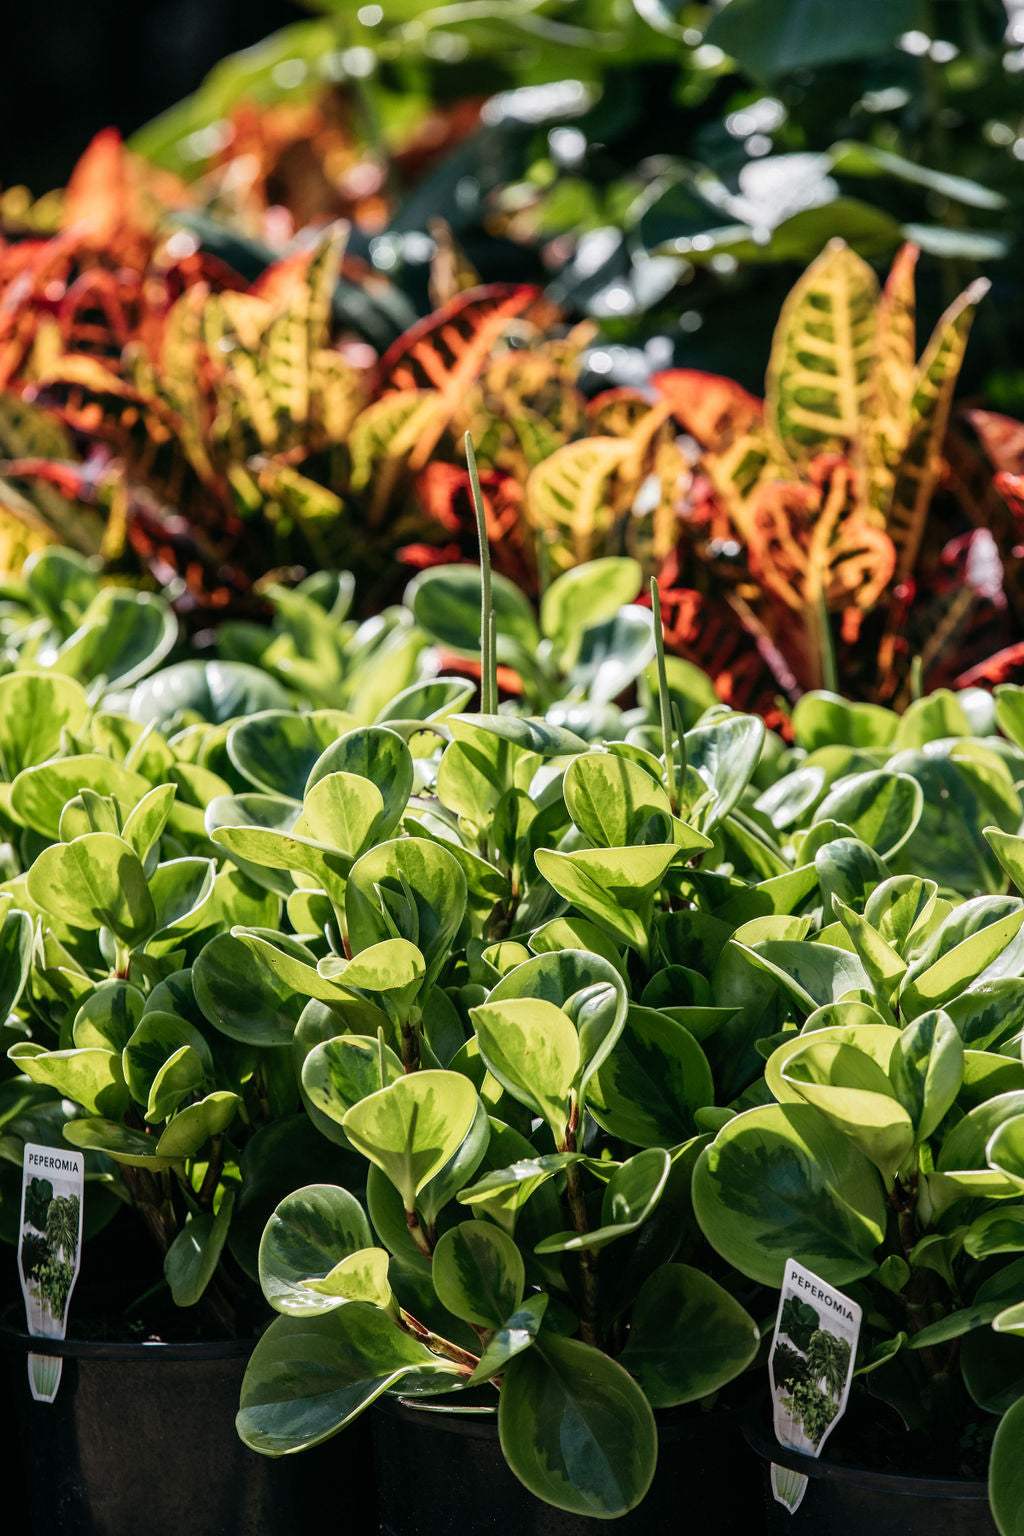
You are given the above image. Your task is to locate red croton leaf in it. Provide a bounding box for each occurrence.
[651,368,763,447]
[965,410,1024,477]
[414,460,533,588]
[645,561,793,728]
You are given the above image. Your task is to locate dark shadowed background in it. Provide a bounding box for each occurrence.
[2,0,299,192]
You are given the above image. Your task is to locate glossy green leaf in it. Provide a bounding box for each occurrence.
[237,1305,458,1454]
[227,710,352,799]
[27,834,155,944]
[693,1102,887,1285]
[684,714,765,830]
[433,1221,525,1328]
[302,1036,404,1128]
[62,1116,176,1169]
[534,845,680,961]
[193,932,308,1045]
[498,1333,656,1518]
[471,997,579,1139]
[0,671,89,778]
[563,752,672,848]
[468,1294,549,1386]
[342,1071,479,1209]
[536,1148,670,1255]
[781,1037,914,1174]
[618,1264,760,1406]
[164,1187,235,1307]
[155,1090,241,1160]
[541,558,641,665]
[259,1183,375,1316]
[346,839,467,990]
[891,1011,963,1143]
[9,1043,130,1119]
[12,756,151,838]
[588,1005,713,1146]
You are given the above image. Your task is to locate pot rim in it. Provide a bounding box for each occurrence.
[742,1403,990,1501]
[0,1310,255,1362]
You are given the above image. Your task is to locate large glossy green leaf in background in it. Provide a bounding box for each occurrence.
[193,931,308,1045]
[693,1102,887,1285]
[342,1070,479,1210]
[568,607,656,705]
[0,671,89,779]
[790,692,895,752]
[498,1332,656,1518]
[226,709,353,799]
[128,659,291,729]
[406,564,539,662]
[618,1263,760,1406]
[541,558,641,667]
[237,1305,458,1454]
[704,0,915,79]
[814,771,923,860]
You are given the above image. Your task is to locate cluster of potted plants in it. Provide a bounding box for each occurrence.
[2,498,1024,1533]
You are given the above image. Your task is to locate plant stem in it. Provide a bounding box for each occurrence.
[197,1136,224,1210]
[815,590,838,694]
[562,1108,600,1348]
[651,578,678,812]
[404,1205,434,1259]
[465,431,497,715]
[397,1307,479,1375]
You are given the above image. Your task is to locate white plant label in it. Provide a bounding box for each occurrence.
[18,1143,85,1403]
[767,1258,862,1515]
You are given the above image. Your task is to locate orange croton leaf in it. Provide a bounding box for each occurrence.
[373,283,540,469]
[747,456,896,616]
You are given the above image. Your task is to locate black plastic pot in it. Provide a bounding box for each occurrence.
[373,1393,762,1535]
[0,1318,378,1536]
[743,1409,998,1535]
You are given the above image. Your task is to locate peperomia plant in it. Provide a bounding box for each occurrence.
[12,532,1024,1528]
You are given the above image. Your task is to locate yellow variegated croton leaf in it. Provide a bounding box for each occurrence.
[652,239,989,694]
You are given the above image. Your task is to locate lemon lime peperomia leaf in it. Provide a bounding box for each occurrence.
[341,1070,479,1212]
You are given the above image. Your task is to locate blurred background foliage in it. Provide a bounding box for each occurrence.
[101,0,1024,407]
[2,0,1024,715]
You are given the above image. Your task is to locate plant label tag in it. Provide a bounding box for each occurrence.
[18,1143,85,1403]
[767,1257,862,1515]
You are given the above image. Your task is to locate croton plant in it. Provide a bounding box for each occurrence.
[6,541,1024,1524]
[3,128,1024,726]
